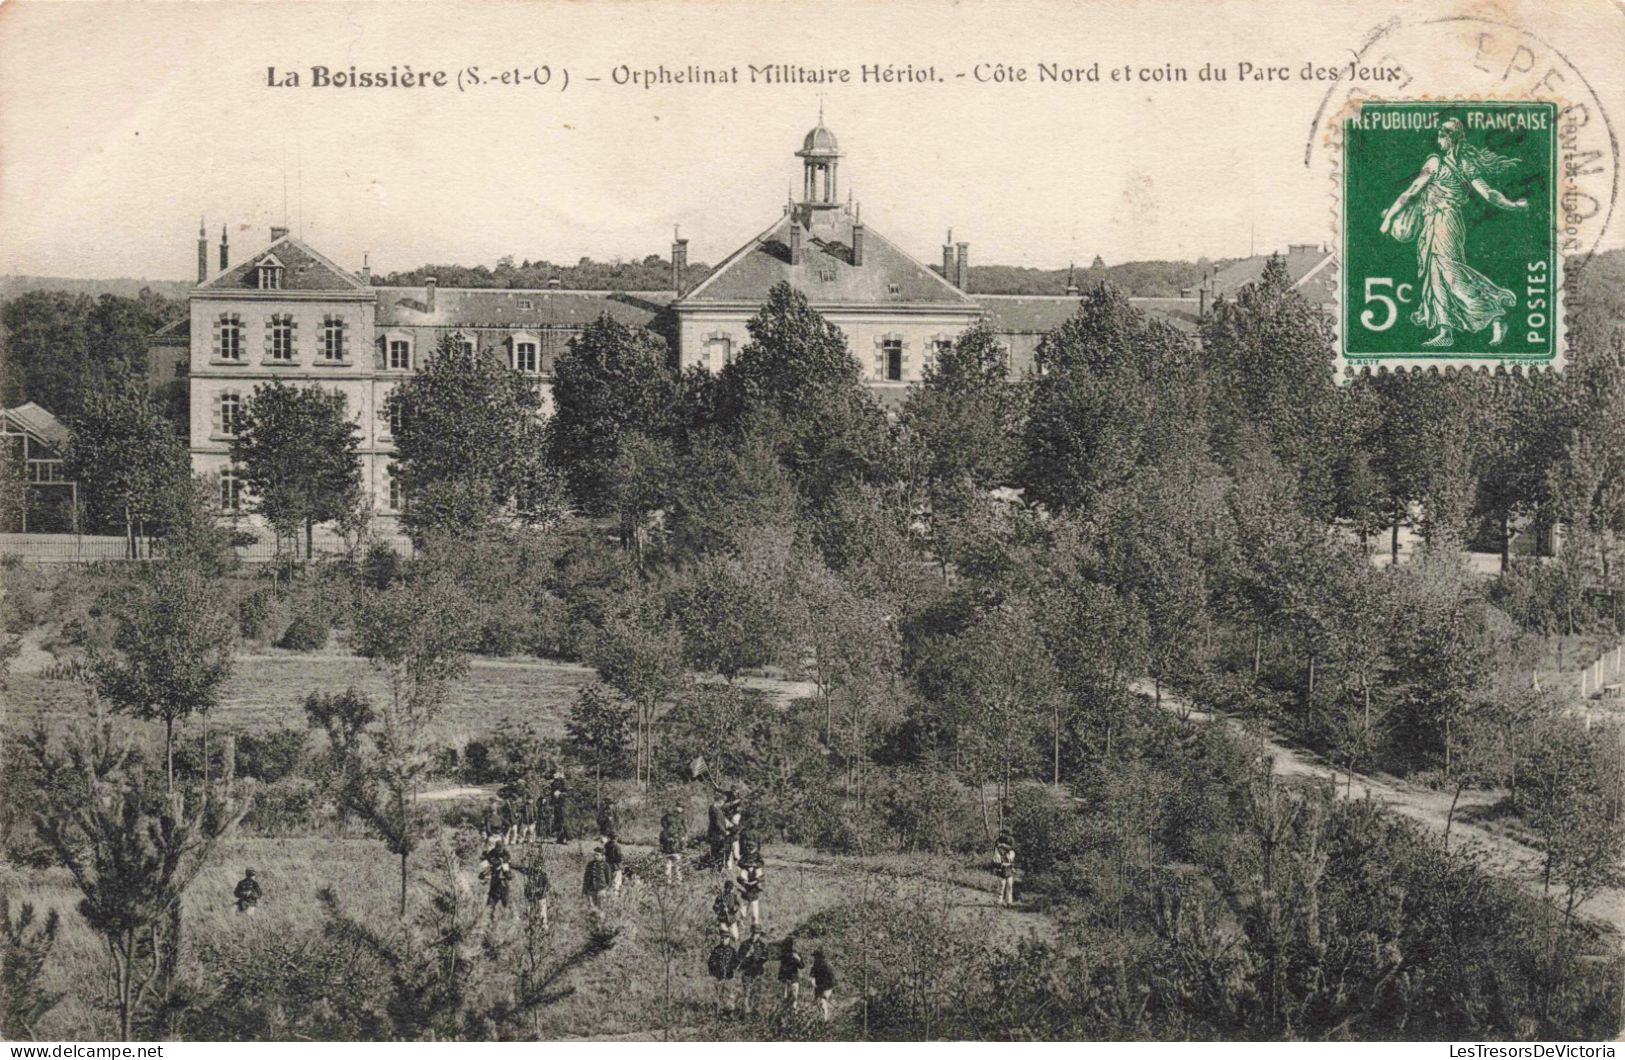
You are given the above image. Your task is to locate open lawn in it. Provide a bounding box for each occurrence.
[7,649,603,746]
[4,825,1035,1041]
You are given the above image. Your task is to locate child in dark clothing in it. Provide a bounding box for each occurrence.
[777,935,804,1010]
[812,949,836,1021]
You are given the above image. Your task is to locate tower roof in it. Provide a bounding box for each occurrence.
[797,123,841,158]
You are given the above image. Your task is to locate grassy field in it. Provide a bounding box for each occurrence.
[7,649,601,746]
[5,825,1029,1041]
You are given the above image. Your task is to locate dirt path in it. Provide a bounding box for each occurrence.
[1134,680,1625,936]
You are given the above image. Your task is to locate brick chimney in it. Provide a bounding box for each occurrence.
[197,218,208,283]
[671,228,689,295]
[942,229,954,284]
[851,206,864,267]
[359,252,371,285]
[955,242,969,292]
[1065,263,1079,296]
[789,222,803,266]
[219,225,229,272]
[426,276,437,312]
[270,226,289,242]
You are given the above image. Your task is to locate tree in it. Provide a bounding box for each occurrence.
[547,314,680,542]
[1201,255,1340,515]
[345,571,478,913]
[62,372,190,556]
[715,282,895,506]
[1,291,94,418]
[671,525,803,682]
[585,600,685,786]
[0,893,60,1041]
[230,380,364,559]
[28,719,243,1039]
[383,333,562,540]
[1021,284,1208,515]
[92,564,235,791]
[935,601,1060,830]
[563,684,633,797]
[900,320,1025,501]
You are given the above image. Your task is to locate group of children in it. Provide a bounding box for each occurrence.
[707,930,837,1020]
[481,771,573,847]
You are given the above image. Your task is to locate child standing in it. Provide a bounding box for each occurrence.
[777,935,804,1010]
[811,949,837,1022]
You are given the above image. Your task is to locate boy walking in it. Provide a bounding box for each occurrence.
[777,936,804,1010]
[583,844,611,919]
[659,811,685,884]
[812,949,836,1022]
[737,925,770,1015]
[712,879,743,942]
[707,927,739,1015]
[736,853,765,928]
[604,834,625,899]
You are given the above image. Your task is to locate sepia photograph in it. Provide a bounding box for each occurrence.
[1,0,1624,1047]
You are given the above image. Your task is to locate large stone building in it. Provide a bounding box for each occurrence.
[178,120,1310,527]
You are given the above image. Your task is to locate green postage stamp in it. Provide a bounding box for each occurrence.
[1338,100,1563,374]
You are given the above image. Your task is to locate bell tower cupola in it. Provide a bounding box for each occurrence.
[796,111,842,211]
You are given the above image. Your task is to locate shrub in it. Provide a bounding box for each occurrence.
[360,541,401,590]
[234,728,309,783]
[277,612,330,651]
[873,767,981,853]
[237,588,274,640]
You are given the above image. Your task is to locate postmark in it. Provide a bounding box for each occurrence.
[1338,99,1561,372]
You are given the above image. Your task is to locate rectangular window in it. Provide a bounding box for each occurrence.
[514,341,539,374]
[388,339,411,370]
[455,337,475,358]
[220,471,243,512]
[387,401,404,437]
[220,393,243,436]
[258,266,282,290]
[517,299,534,310]
[883,338,904,382]
[322,316,345,361]
[218,315,242,360]
[387,464,404,512]
[269,316,294,362]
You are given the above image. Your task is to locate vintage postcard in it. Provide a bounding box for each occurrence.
[2,0,1625,1050]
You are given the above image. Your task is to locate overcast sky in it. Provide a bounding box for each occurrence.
[2,0,1621,280]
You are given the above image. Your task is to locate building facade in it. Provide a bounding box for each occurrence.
[182,120,1306,527]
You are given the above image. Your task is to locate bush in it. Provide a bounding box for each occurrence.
[240,777,323,835]
[277,611,330,651]
[360,541,401,590]
[234,728,309,783]
[872,767,982,853]
[237,588,274,640]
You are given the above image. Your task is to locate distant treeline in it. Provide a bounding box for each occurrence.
[376,255,1232,297]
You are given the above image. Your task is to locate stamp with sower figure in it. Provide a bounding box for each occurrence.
[1338,100,1562,374]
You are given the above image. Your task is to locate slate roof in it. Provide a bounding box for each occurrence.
[1201,245,1336,303]
[974,294,1202,335]
[680,210,979,308]
[2,402,70,447]
[376,287,673,329]
[199,235,366,292]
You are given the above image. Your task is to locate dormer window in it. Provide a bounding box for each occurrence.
[255,254,286,290]
[517,299,534,310]
[514,339,540,374]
